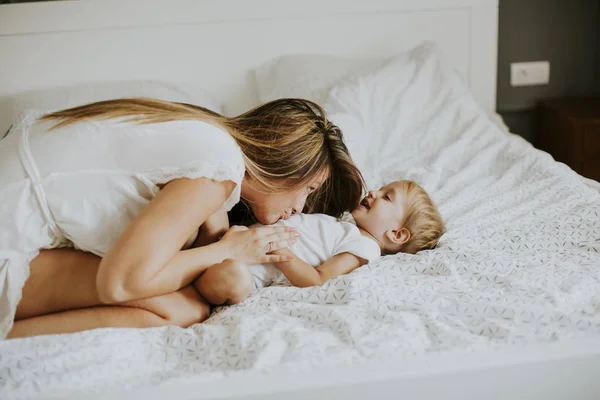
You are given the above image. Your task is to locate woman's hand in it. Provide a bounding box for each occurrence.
[220,225,298,264]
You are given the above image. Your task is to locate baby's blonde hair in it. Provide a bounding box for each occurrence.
[395,180,445,254]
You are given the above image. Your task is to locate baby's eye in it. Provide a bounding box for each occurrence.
[384,195,391,201]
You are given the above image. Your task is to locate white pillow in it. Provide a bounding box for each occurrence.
[5,80,222,136]
[323,41,485,191]
[253,54,385,105]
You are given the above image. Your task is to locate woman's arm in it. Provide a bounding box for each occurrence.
[97,178,296,303]
[192,210,229,248]
[97,177,233,303]
[273,249,366,288]
[180,210,229,251]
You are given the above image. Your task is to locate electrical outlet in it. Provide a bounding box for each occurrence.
[510,61,550,87]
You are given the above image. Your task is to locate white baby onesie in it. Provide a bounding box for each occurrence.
[250,214,381,288]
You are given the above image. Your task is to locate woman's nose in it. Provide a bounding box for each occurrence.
[292,196,307,214]
[368,190,377,198]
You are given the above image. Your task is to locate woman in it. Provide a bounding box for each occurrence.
[1,98,364,339]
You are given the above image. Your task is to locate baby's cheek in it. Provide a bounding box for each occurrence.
[374,215,391,229]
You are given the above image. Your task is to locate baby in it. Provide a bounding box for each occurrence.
[249,180,445,288]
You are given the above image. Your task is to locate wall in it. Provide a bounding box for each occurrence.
[0,0,50,3]
[597,4,600,93]
[496,0,600,143]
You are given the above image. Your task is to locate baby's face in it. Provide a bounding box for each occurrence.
[351,181,407,239]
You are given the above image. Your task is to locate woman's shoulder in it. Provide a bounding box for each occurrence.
[118,118,233,141]
[164,120,241,156]
[32,116,233,143]
[116,118,244,161]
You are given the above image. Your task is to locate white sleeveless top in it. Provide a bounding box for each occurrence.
[0,115,246,258]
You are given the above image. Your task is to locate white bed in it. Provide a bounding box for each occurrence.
[1,1,600,399]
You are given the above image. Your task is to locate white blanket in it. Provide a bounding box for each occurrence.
[1,44,599,399]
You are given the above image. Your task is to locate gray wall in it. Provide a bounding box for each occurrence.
[0,0,52,3]
[497,0,600,143]
[597,4,600,93]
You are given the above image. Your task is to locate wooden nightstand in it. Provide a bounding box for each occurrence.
[536,97,600,181]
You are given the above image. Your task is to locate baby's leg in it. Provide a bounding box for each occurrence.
[194,259,254,305]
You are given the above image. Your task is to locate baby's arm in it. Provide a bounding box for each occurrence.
[273,248,366,288]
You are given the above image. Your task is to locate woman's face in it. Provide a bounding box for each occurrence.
[241,170,329,225]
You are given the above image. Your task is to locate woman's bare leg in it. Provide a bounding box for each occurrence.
[10,249,210,339]
[194,259,254,305]
[16,249,103,320]
[123,285,210,326]
[9,286,210,339]
[8,305,167,339]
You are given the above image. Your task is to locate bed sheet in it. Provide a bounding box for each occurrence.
[2,81,600,400]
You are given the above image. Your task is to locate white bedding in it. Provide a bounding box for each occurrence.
[1,44,600,399]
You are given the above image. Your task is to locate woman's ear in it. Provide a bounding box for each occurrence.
[385,228,410,246]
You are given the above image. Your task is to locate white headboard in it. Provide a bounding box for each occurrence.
[0,0,498,122]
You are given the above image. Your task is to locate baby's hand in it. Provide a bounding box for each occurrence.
[220,226,297,264]
[271,247,295,265]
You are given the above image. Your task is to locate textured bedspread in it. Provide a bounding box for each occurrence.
[2,46,600,399]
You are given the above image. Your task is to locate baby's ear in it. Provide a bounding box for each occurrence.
[385,228,410,247]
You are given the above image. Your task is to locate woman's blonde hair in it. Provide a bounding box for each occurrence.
[396,180,445,254]
[39,97,365,217]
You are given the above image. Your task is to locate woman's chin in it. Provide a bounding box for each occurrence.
[351,208,366,225]
[256,214,280,225]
